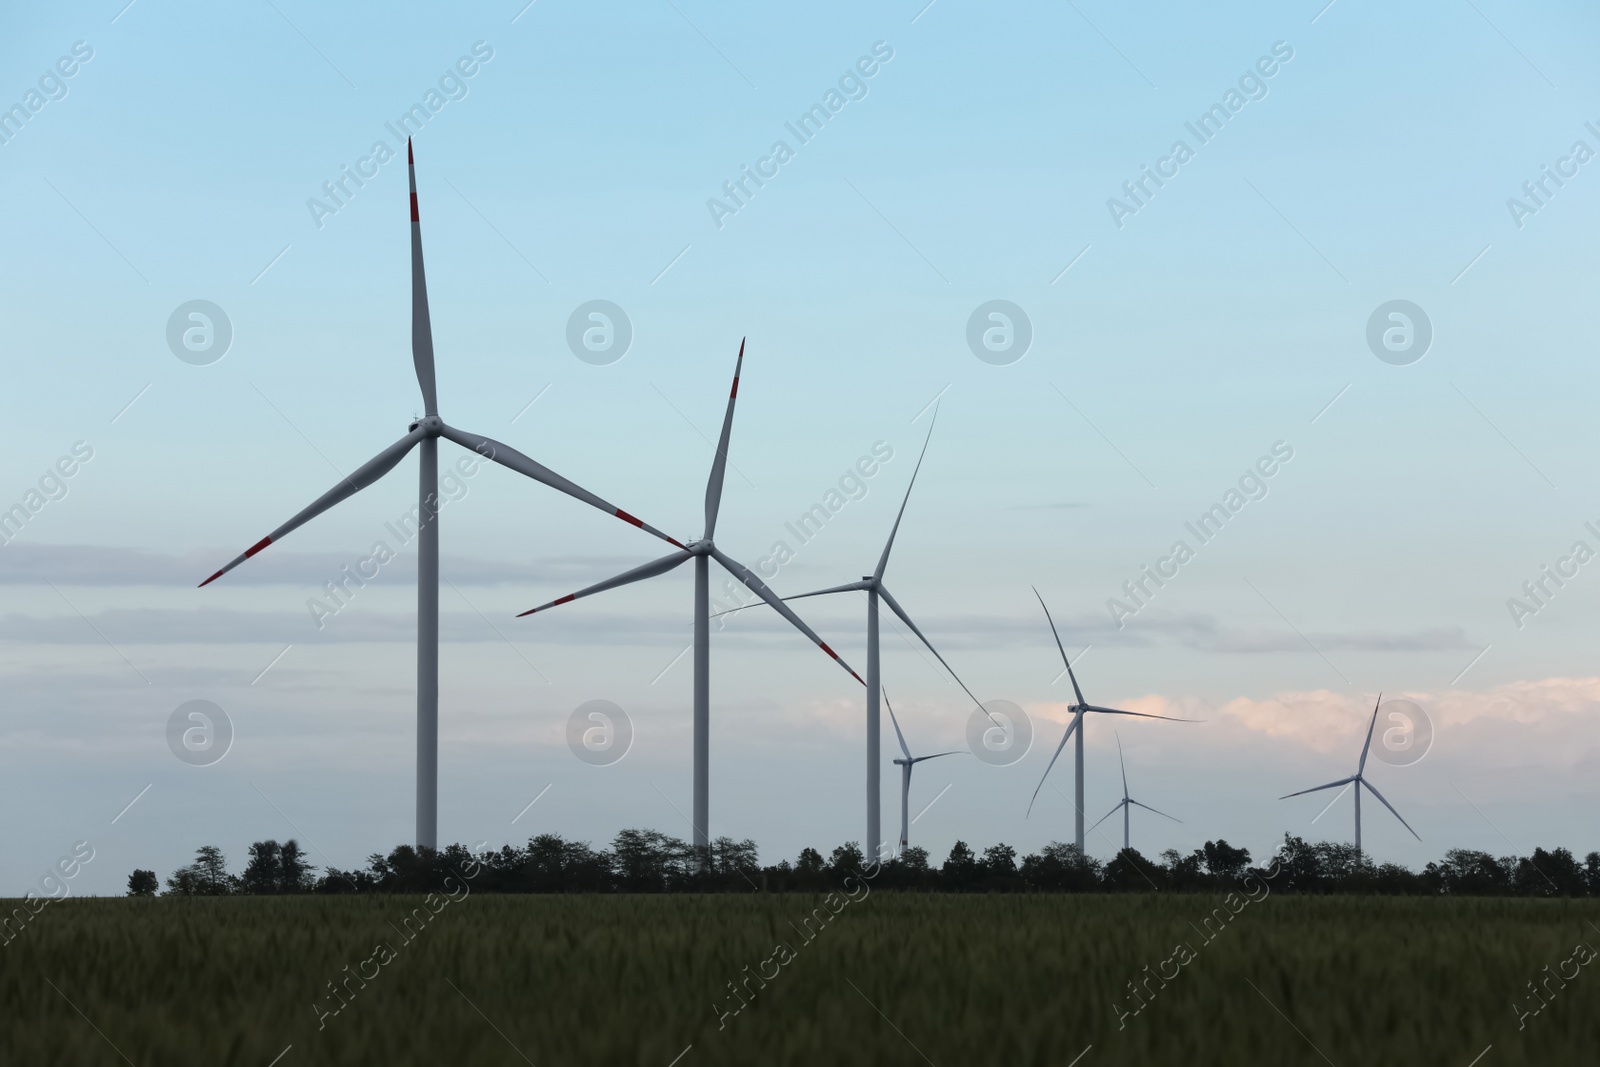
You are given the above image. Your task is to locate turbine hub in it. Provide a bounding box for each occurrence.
[685,538,713,555]
[409,415,444,435]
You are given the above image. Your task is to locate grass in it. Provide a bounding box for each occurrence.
[2,892,1597,1065]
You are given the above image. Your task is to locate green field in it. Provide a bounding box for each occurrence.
[3,892,1597,1065]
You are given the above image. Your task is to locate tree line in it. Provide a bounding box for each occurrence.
[127,831,1600,897]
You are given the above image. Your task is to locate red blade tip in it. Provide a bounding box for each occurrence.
[198,570,224,588]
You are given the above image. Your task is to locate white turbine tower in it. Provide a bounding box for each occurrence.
[885,692,960,855]
[1028,588,1193,854]
[1087,734,1181,852]
[516,343,863,866]
[1280,693,1420,857]
[716,409,986,859]
[199,141,681,850]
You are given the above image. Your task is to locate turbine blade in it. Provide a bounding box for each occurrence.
[1116,731,1129,799]
[517,551,691,616]
[709,546,863,684]
[912,751,961,763]
[884,690,913,761]
[875,404,937,580]
[1085,705,1199,722]
[1032,587,1086,707]
[1360,778,1421,841]
[407,140,438,416]
[199,429,423,586]
[438,423,684,548]
[1026,711,1082,817]
[706,580,873,619]
[1359,692,1383,774]
[878,584,988,719]
[703,339,744,539]
[1087,799,1125,835]
[1129,799,1183,823]
[1279,775,1356,800]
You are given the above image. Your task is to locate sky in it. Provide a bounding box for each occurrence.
[3,0,1599,896]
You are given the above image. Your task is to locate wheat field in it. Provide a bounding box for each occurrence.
[2,893,1596,1065]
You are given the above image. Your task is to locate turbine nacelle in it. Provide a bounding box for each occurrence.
[684,538,715,556]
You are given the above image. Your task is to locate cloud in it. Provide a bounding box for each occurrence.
[1122,679,1600,758]
[1152,616,1477,654]
[0,543,643,587]
[1005,501,1088,510]
[0,607,694,645]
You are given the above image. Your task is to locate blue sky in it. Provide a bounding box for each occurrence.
[3,1,1599,895]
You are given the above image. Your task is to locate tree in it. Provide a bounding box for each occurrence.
[126,870,158,897]
[278,840,313,893]
[941,840,980,891]
[1102,848,1160,891]
[1424,849,1510,895]
[982,843,1018,875]
[1162,848,1206,889]
[711,836,759,879]
[1520,847,1587,897]
[1020,842,1101,891]
[241,841,283,894]
[166,845,234,896]
[828,842,866,881]
[1203,840,1252,882]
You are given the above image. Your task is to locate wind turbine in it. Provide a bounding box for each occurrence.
[515,343,863,866]
[713,409,986,859]
[198,141,681,850]
[1088,734,1181,852]
[885,692,960,855]
[1027,588,1193,853]
[1280,693,1420,857]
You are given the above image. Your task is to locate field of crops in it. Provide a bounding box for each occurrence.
[3,891,1597,1065]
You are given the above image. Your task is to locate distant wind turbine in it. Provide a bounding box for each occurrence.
[515,343,863,866]
[1280,693,1420,856]
[1027,588,1194,853]
[885,691,961,855]
[712,407,986,859]
[198,141,681,851]
[1088,733,1181,852]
